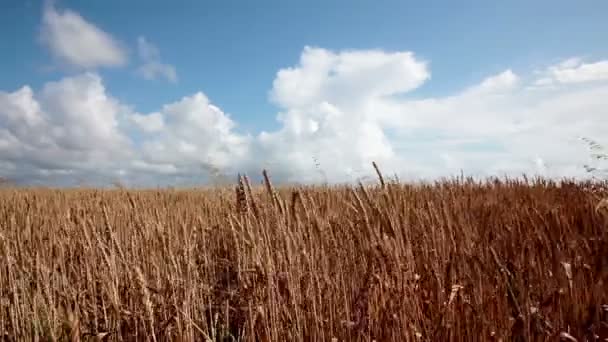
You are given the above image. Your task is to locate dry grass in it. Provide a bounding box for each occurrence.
[0,173,607,341]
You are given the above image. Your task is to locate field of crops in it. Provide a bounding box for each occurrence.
[0,173,607,341]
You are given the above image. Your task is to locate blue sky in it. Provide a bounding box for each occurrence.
[3,0,608,130]
[1,0,608,186]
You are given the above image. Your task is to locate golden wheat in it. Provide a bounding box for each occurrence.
[0,176,606,341]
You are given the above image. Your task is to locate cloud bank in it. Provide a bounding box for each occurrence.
[2,46,608,186]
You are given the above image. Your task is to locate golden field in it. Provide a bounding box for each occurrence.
[0,173,607,341]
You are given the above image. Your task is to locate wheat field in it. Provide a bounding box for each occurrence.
[0,172,607,341]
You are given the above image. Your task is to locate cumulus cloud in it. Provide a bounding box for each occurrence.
[257,50,608,182]
[271,47,429,109]
[0,75,245,186]
[1,47,608,186]
[253,47,429,182]
[135,92,249,173]
[40,2,127,69]
[136,36,178,83]
[0,73,133,185]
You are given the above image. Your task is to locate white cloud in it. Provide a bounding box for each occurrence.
[135,92,249,173]
[271,47,429,109]
[534,58,608,86]
[467,70,519,94]
[40,3,127,69]
[129,112,164,133]
[136,36,178,83]
[255,50,608,182]
[0,73,133,185]
[1,48,608,186]
[255,47,430,182]
[0,75,242,186]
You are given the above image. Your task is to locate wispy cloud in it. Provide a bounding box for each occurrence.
[534,58,608,86]
[136,36,178,83]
